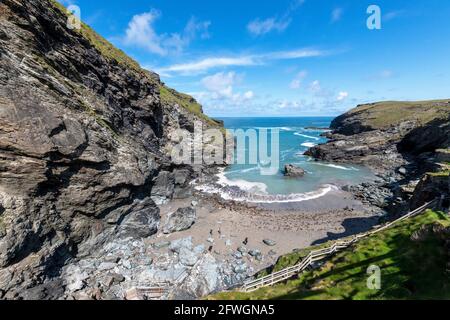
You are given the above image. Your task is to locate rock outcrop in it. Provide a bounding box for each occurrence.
[284,164,306,178]
[163,207,197,234]
[0,0,222,299]
[305,100,450,211]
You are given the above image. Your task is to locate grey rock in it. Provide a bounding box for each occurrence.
[233,263,248,274]
[163,207,197,234]
[178,248,200,267]
[151,171,175,205]
[118,199,160,239]
[98,262,117,271]
[237,246,247,253]
[284,164,306,178]
[153,241,171,250]
[232,251,243,259]
[248,249,261,257]
[263,239,277,247]
[169,237,193,253]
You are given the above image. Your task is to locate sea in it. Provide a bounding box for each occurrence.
[196,117,375,204]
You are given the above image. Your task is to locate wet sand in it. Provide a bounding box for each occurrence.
[156,189,380,272]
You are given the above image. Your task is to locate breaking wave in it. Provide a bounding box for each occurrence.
[195,169,338,204]
[311,163,360,171]
[301,142,317,148]
[294,133,320,140]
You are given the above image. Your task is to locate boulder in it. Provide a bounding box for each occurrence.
[284,164,306,178]
[151,171,175,205]
[118,199,160,239]
[163,207,197,234]
[263,239,277,247]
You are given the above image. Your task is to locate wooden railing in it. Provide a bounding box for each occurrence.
[242,199,439,292]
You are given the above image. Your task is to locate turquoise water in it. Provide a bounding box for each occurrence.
[215,117,375,198]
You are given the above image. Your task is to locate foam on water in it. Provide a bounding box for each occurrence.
[195,117,375,203]
[301,142,317,148]
[217,170,268,194]
[311,163,360,171]
[294,133,320,140]
[195,178,339,204]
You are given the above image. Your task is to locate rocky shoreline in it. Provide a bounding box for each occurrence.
[305,101,450,217]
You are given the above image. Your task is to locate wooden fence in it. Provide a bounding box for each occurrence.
[242,199,439,292]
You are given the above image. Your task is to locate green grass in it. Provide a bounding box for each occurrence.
[346,100,450,130]
[159,85,220,126]
[210,210,450,300]
[429,170,450,178]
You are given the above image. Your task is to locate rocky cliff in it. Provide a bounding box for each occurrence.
[0,0,222,299]
[306,100,450,212]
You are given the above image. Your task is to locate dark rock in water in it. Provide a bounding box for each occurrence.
[284,164,306,178]
[163,207,197,234]
[263,239,277,247]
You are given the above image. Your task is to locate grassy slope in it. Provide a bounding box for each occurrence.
[343,100,450,130]
[49,0,218,126]
[210,210,450,300]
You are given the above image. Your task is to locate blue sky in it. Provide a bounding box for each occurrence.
[60,0,450,117]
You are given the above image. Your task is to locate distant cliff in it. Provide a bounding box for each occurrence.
[306,100,450,210]
[0,0,221,299]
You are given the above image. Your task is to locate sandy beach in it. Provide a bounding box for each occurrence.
[156,189,381,273]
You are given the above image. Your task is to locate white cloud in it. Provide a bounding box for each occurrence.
[247,0,305,36]
[366,69,394,81]
[159,57,256,74]
[195,71,255,110]
[247,17,291,36]
[331,8,343,23]
[337,91,349,101]
[310,80,322,93]
[379,70,394,78]
[265,48,327,60]
[244,91,255,100]
[124,10,165,55]
[123,10,210,56]
[201,71,240,97]
[384,11,404,21]
[289,70,308,89]
[156,48,329,75]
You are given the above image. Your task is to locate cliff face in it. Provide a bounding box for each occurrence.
[0,0,220,298]
[306,100,450,211]
[307,100,450,172]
